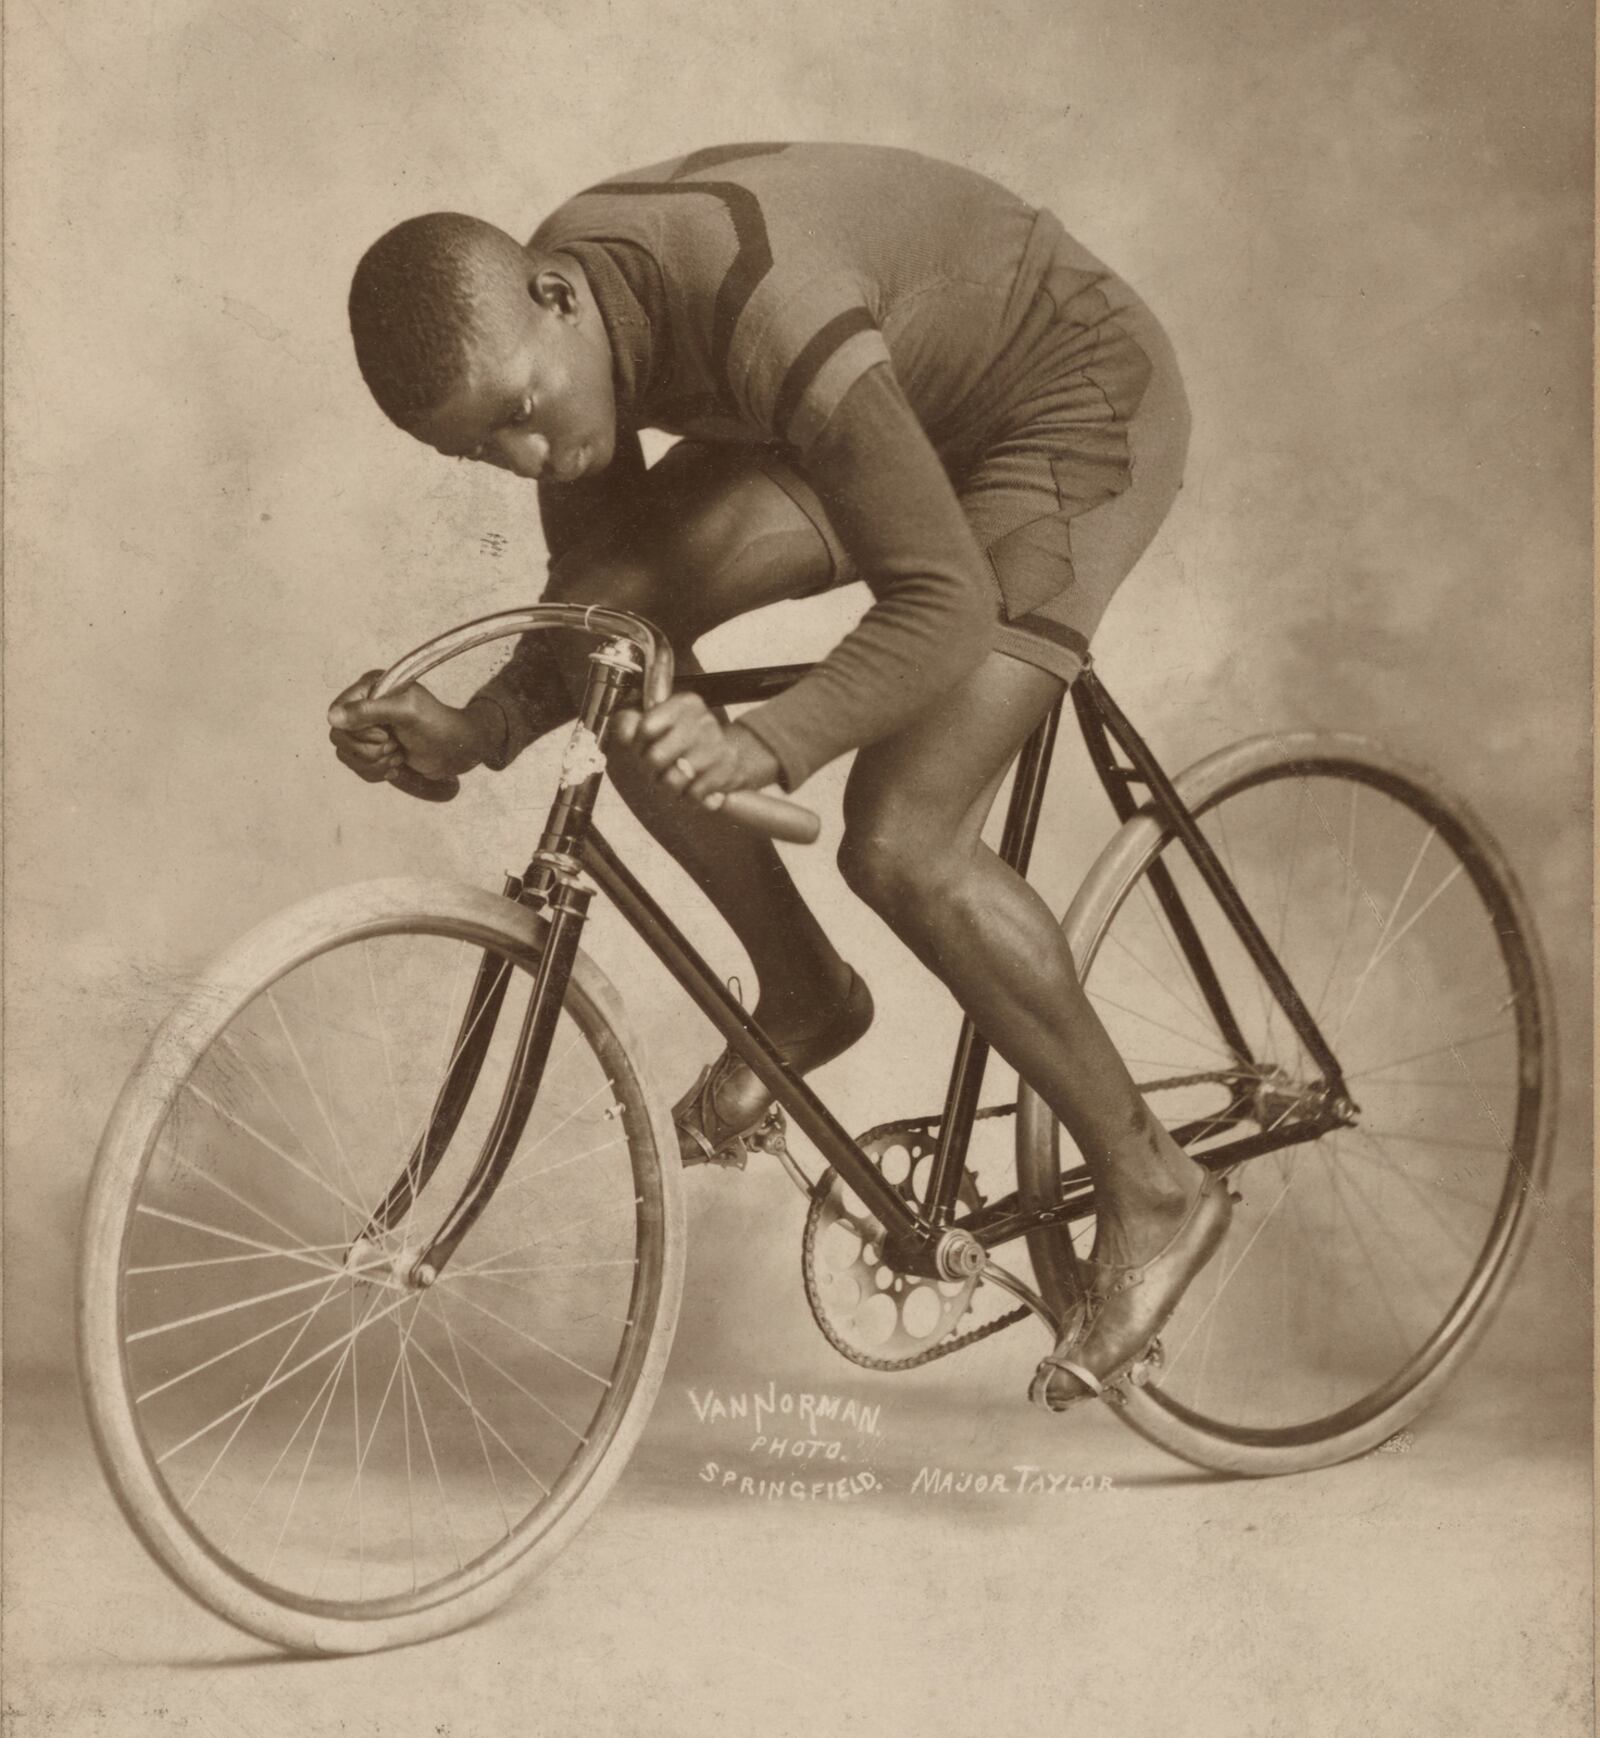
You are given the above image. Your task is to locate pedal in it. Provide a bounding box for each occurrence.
[680,1104,790,1171]
[745,1104,792,1161]
[682,1138,749,1171]
[1126,1337,1164,1388]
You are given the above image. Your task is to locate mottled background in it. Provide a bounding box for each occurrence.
[4,0,1592,1728]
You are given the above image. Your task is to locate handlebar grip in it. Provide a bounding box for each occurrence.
[389,767,460,803]
[718,789,821,844]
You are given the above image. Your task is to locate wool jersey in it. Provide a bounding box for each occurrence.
[513,142,1142,788]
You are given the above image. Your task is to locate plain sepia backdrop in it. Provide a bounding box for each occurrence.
[3,0,1593,1733]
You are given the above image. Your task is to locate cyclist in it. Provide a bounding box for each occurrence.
[327,142,1229,1410]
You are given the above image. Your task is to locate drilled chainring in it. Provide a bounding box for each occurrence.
[801,1117,1030,1371]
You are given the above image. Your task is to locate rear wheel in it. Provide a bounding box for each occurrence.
[1017,735,1555,1475]
[79,878,684,1653]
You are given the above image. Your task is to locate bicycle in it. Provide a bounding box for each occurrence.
[78,604,1557,1654]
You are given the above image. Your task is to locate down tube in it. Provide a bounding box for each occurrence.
[578,828,923,1242]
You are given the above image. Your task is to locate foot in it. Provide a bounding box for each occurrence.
[1029,1170,1233,1410]
[674,968,874,1167]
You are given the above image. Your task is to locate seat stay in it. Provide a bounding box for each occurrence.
[1074,668,1348,1093]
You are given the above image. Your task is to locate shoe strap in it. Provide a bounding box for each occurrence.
[1035,1353,1103,1395]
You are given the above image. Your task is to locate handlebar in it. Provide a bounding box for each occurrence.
[368,606,821,845]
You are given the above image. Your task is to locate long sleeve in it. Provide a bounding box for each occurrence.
[737,365,998,789]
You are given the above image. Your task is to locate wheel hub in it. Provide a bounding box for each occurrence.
[1249,1066,1340,1130]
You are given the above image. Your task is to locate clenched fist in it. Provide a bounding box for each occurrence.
[327,672,506,797]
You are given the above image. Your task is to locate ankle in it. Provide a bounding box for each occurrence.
[753,960,857,1039]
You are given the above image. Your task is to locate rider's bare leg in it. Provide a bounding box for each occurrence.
[839,652,1202,1264]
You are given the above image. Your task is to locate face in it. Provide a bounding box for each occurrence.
[412,262,617,484]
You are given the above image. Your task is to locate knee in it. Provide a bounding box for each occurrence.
[543,543,663,622]
[837,806,953,924]
[541,520,732,651]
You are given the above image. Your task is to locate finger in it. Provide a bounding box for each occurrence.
[335,744,398,782]
[331,670,384,709]
[329,723,397,751]
[635,694,703,743]
[342,735,403,767]
[685,762,736,803]
[328,687,419,734]
[329,726,399,762]
[327,670,384,728]
[640,719,707,775]
[611,708,642,749]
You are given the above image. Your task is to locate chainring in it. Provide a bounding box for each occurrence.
[802,1118,1026,1371]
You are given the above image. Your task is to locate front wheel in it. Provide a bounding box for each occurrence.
[1017,734,1555,1475]
[78,878,684,1653]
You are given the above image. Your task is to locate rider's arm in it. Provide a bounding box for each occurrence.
[736,364,998,790]
[468,431,651,767]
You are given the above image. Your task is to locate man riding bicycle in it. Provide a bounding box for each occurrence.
[327,141,1227,1410]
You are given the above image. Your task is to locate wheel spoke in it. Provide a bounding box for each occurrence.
[265,989,365,1224]
[1161,1171,1298,1373]
[1333,825,1436,1043]
[135,1285,343,1404]
[154,1283,416,1465]
[128,1270,350,1343]
[180,1269,351,1514]
[448,1194,643,1276]
[127,1242,350,1277]
[1346,1023,1513,1082]
[436,1293,513,1538]
[493,1135,628,1200]
[1319,1144,1425,1354]
[1087,991,1232,1063]
[311,1297,424,1599]
[182,1083,369,1225]
[132,1205,342,1270]
[406,1332,552,1497]
[1109,904,1226,1052]
[449,1323,591,1444]
[441,1285,615,1388]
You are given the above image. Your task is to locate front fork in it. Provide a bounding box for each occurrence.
[349,638,641,1289]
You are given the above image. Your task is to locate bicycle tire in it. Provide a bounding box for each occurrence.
[78,878,685,1653]
[1017,733,1556,1475]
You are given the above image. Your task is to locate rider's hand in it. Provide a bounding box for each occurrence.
[612,694,782,807]
[327,673,504,790]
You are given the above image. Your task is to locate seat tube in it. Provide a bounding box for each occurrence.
[924,701,1063,1222]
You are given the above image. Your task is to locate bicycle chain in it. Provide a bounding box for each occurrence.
[799,1110,1038,1373]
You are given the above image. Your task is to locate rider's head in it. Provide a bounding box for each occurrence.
[348,214,617,483]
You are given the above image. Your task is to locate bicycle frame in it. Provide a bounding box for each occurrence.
[370,622,1355,1287]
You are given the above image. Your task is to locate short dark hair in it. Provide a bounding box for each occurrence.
[347,213,525,430]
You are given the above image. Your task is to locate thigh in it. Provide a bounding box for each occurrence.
[844,650,1066,847]
[544,440,835,643]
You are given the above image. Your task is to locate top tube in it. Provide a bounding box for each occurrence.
[676,664,815,706]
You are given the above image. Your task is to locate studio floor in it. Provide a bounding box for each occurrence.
[5,1151,1592,1738]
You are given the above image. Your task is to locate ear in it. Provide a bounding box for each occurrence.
[529,266,580,320]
